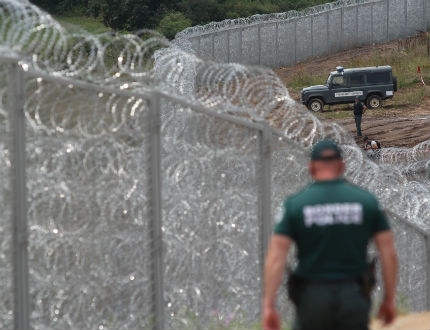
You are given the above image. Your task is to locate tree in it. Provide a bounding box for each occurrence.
[221,0,279,19]
[179,0,224,26]
[157,12,192,39]
[33,0,336,32]
[88,0,161,31]
[30,0,88,15]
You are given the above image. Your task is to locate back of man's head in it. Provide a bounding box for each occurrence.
[309,139,344,180]
[311,139,343,161]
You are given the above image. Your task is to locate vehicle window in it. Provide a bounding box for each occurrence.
[367,72,390,84]
[350,73,365,86]
[332,75,345,87]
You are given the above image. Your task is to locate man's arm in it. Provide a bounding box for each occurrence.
[374,230,398,325]
[262,234,292,330]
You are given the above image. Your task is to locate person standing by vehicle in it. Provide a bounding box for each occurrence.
[262,139,398,330]
[354,97,366,137]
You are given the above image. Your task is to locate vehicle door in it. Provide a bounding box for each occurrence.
[327,74,351,103]
[349,72,366,100]
[366,71,392,97]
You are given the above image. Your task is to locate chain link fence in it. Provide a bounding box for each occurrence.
[1,1,430,330]
[3,56,429,330]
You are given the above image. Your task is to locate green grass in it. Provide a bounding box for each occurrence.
[284,32,430,112]
[314,106,353,120]
[392,86,430,106]
[56,15,110,34]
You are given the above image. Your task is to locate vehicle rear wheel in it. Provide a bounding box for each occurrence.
[308,98,324,112]
[366,95,382,109]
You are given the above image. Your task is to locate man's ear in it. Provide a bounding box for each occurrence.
[308,162,315,177]
[338,160,346,174]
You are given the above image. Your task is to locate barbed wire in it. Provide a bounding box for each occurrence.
[0,0,429,328]
[176,0,381,38]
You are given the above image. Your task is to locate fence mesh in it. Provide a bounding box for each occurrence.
[22,75,153,329]
[160,97,262,328]
[389,215,428,311]
[0,1,429,329]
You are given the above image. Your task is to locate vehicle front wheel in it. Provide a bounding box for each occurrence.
[366,95,382,109]
[308,98,324,112]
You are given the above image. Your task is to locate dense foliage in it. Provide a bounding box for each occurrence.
[30,0,332,39]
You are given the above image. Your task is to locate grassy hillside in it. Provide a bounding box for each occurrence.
[56,15,110,34]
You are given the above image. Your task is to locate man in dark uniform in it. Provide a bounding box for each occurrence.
[353,97,366,136]
[262,139,398,330]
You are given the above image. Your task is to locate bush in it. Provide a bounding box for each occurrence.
[157,12,192,39]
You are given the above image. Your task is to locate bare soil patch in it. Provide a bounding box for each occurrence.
[370,311,430,330]
[320,99,430,148]
[273,41,430,149]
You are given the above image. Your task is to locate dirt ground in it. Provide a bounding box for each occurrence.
[273,41,430,149]
[370,311,430,330]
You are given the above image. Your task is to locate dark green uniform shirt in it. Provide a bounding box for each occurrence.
[275,178,390,280]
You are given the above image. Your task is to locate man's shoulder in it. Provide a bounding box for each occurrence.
[287,179,377,199]
[284,184,314,205]
[285,188,307,203]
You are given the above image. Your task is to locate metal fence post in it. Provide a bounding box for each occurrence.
[258,122,272,293]
[258,24,262,65]
[426,233,430,310]
[198,36,201,57]
[311,15,314,57]
[239,27,243,63]
[8,62,30,330]
[227,29,231,63]
[275,22,279,64]
[370,2,374,44]
[212,33,215,59]
[149,90,164,330]
[340,6,344,50]
[293,18,297,65]
[386,0,390,40]
[425,0,429,31]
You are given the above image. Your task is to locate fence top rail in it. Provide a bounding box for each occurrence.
[22,67,153,101]
[0,55,273,133]
[0,52,21,63]
[153,90,273,131]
